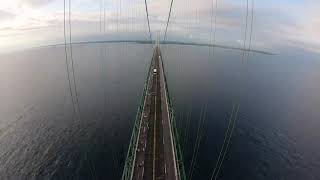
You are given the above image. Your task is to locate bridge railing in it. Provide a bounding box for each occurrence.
[121,50,155,180]
[160,50,187,180]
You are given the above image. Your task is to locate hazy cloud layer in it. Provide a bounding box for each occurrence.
[17,0,56,7]
[0,10,16,20]
[0,0,319,53]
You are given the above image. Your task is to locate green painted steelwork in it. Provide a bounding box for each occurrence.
[121,46,186,180]
[159,49,187,180]
[121,51,154,180]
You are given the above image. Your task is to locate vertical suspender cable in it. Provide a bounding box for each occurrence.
[100,0,102,32]
[247,0,254,58]
[103,0,106,33]
[209,1,252,179]
[210,0,218,56]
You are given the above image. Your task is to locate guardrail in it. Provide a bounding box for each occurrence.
[121,50,155,180]
[159,49,187,180]
[122,46,186,180]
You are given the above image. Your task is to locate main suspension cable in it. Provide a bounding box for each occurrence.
[63,0,76,119]
[209,0,252,179]
[144,0,152,41]
[163,0,174,41]
[69,0,81,117]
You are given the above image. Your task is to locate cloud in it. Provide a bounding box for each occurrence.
[17,0,56,7]
[0,0,320,54]
[0,10,16,21]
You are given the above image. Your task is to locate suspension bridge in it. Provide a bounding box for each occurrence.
[61,0,259,179]
[121,37,185,180]
[121,0,187,178]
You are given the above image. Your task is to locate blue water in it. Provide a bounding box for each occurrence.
[0,42,320,179]
[162,45,320,179]
[0,43,153,179]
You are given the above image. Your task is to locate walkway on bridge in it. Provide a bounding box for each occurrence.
[122,44,185,180]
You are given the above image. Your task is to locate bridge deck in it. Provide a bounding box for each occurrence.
[131,46,178,180]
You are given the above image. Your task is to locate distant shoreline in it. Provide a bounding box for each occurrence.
[43,40,274,55]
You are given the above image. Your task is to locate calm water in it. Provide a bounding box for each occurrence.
[0,43,320,179]
[162,45,320,179]
[0,43,153,179]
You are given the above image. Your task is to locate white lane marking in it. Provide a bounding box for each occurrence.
[165,163,167,175]
[142,166,144,179]
[163,136,165,146]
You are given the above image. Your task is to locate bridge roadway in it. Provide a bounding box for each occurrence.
[131,46,178,180]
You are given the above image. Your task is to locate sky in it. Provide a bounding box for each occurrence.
[0,0,319,54]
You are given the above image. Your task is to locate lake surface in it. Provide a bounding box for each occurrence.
[0,42,320,179]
